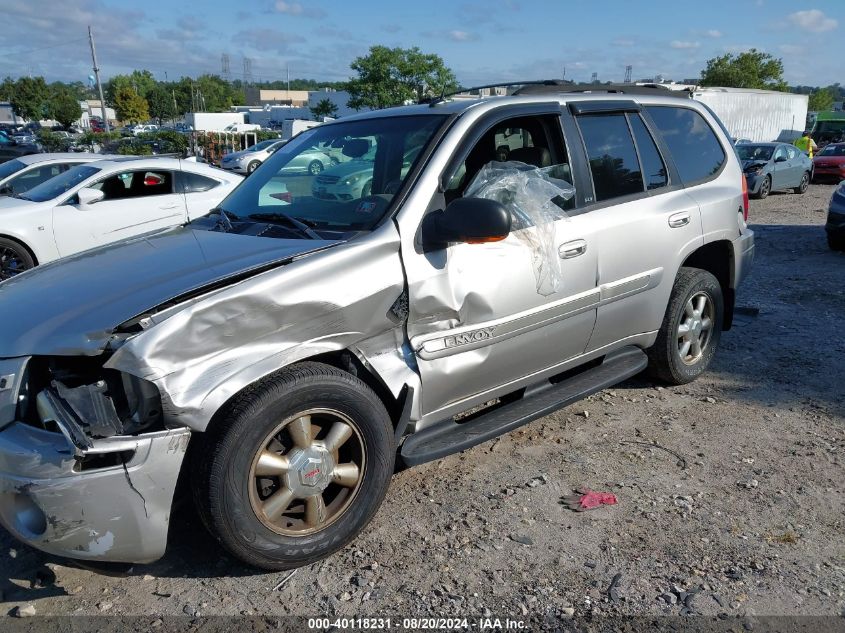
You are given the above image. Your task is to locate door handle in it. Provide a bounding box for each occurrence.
[668,212,690,228]
[559,239,587,259]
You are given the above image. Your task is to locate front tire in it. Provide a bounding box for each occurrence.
[0,237,35,280]
[308,160,323,175]
[647,267,724,385]
[754,175,771,199]
[794,171,810,194]
[192,362,395,571]
[247,160,260,174]
[828,233,845,252]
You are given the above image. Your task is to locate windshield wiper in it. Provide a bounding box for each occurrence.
[247,212,322,239]
[207,207,236,232]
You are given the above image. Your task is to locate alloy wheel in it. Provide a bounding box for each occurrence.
[0,245,28,280]
[677,292,714,365]
[248,408,365,536]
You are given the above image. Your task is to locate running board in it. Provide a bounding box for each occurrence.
[400,346,648,467]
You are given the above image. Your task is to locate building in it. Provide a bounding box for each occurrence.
[307,89,361,118]
[244,88,310,107]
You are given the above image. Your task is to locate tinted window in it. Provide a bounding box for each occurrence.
[629,115,668,190]
[20,165,100,202]
[92,171,174,201]
[180,172,219,193]
[578,114,643,202]
[647,106,726,184]
[0,159,26,180]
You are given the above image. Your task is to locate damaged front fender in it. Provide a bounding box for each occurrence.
[106,226,411,432]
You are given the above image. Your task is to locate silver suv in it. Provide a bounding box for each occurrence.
[0,90,754,570]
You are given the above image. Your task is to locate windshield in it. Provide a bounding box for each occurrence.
[212,115,446,233]
[736,145,774,161]
[20,164,100,202]
[819,144,845,156]
[0,159,26,181]
[249,140,280,152]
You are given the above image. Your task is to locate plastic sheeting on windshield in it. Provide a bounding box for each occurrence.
[464,160,575,296]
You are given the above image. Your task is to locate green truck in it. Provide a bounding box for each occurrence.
[811,111,845,145]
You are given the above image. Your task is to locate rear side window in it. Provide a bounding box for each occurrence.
[577,114,643,202]
[179,171,220,193]
[646,106,726,184]
[629,116,668,190]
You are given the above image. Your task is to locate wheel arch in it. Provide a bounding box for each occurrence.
[681,240,735,330]
[0,233,39,266]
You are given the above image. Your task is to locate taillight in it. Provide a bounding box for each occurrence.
[741,174,749,221]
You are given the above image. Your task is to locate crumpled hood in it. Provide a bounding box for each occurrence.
[0,227,337,357]
[742,159,769,171]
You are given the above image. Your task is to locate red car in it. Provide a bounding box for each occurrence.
[812,143,845,183]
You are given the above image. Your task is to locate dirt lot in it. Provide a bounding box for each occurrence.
[2,183,844,627]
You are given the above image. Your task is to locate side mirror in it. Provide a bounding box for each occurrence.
[77,187,105,206]
[775,155,787,163]
[422,197,511,251]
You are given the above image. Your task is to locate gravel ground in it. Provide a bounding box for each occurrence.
[2,183,844,627]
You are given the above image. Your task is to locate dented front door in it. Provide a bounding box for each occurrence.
[405,215,599,417]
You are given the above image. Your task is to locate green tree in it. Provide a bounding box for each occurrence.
[106,69,157,105]
[808,87,836,112]
[700,49,788,91]
[346,45,459,110]
[10,76,49,121]
[46,85,83,128]
[147,85,176,124]
[0,76,14,101]
[114,85,150,123]
[310,98,338,119]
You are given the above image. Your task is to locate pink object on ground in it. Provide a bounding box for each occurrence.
[561,488,618,511]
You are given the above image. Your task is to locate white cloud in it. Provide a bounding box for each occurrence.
[275,1,303,15]
[705,29,722,38]
[787,9,837,33]
[670,40,700,49]
[449,30,473,41]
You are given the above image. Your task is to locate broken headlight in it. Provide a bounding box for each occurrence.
[23,357,163,439]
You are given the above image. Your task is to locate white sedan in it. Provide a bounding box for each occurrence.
[0,157,242,279]
[0,153,118,197]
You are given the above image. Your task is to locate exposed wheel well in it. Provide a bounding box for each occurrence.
[0,234,38,266]
[682,241,735,330]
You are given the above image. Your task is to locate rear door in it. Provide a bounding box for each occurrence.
[567,102,704,352]
[52,168,187,256]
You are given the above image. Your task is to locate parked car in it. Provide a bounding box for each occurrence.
[0,157,242,277]
[0,153,117,197]
[0,132,41,164]
[312,143,419,201]
[812,143,845,183]
[223,123,261,133]
[132,124,159,136]
[219,139,288,174]
[226,144,332,175]
[826,181,845,251]
[736,142,812,199]
[0,90,754,570]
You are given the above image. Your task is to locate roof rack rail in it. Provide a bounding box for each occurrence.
[424,80,575,106]
[514,82,694,98]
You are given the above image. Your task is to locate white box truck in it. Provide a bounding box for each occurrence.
[692,88,808,143]
[282,119,321,140]
[185,112,246,132]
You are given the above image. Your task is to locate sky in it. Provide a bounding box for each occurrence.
[0,0,841,88]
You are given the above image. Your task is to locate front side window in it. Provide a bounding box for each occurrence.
[19,165,100,202]
[646,106,726,184]
[92,171,174,201]
[215,115,446,232]
[786,146,798,160]
[577,114,644,202]
[773,146,787,162]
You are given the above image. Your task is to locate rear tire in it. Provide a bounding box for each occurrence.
[793,171,810,194]
[308,160,323,175]
[647,267,724,385]
[0,237,35,280]
[192,362,395,571]
[828,234,845,252]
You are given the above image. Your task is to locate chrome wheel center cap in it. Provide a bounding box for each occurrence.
[285,446,334,497]
[690,317,702,336]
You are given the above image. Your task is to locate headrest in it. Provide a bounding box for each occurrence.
[343,138,370,158]
[509,146,551,168]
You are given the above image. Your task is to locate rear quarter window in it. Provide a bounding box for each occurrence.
[646,106,726,184]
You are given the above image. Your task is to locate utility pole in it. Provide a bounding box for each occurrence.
[286,63,290,93]
[88,25,110,133]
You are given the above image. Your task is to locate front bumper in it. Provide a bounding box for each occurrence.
[0,421,190,563]
[744,172,763,194]
[220,162,247,174]
[732,227,755,288]
[813,166,845,182]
